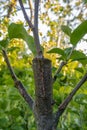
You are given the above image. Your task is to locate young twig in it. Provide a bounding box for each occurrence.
[18,0,34,29]
[19,0,43,58]
[2,49,34,110]
[53,47,75,83]
[34,0,39,32]
[33,0,43,58]
[28,0,33,21]
[52,73,87,129]
[66,46,75,61]
[7,0,17,18]
[53,61,67,83]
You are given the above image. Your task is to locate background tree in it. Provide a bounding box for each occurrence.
[0,0,87,130]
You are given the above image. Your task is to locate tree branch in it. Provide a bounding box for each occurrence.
[34,0,39,32]
[52,73,87,129]
[7,0,17,18]
[53,47,74,83]
[18,0,34,29]
[28,0,33,21]
[19,0,43,58]
[53,61,67,83]
[2,49,34,110]
[33,0,43,58]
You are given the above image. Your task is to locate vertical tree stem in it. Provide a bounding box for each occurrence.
[32,58,53,130]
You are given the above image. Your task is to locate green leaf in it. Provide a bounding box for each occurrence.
[7,47,20,52]
[61,25,72,36]
[75,67,84,73]
[8,23,36,55]
[83,0,87,4]
[0,39,9,49]
[26,35,37,55]
[64,47,73,56]
[11,125,24,130]
[70,50,87,65]
[8,23,26,40]
[0,118,8,128]
[9,108,20,116]
[70,20,87,45]
[47,48,65,56]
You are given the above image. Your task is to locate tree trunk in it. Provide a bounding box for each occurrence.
[32,58,53,130]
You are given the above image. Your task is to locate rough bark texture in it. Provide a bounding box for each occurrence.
[32,58,53,130]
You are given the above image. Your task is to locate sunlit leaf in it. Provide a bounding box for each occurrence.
[70,20,87,45]
[47,48,65,56]
[70,50,87,65]
[7,47,20,52]
[8,23,36,55]
[61,25,72,36]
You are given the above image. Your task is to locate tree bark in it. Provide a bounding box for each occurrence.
[32,58,53,130]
